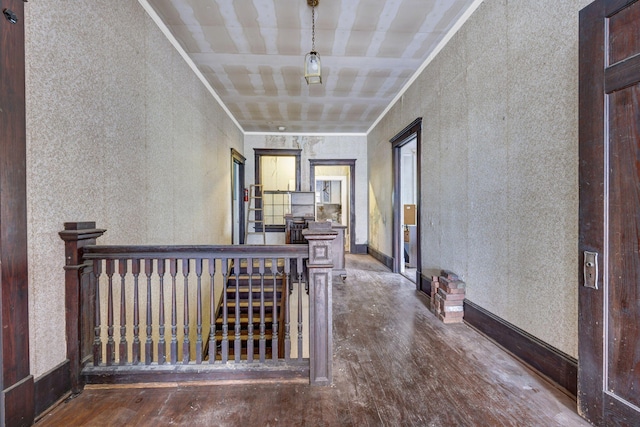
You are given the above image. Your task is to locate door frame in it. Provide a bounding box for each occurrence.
[390,118,422,283]
[309,159,356,253]
[231,149,245,244]
[0,1,34,424]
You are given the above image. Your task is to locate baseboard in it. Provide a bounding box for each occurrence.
[463,300,577,397]
[352,244,368,254]
[366,246,393,270]
[418,272,432,295]
[3,375,34,427]
[34,360,71,418]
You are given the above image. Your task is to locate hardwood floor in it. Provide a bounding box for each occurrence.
[36,255,588,426]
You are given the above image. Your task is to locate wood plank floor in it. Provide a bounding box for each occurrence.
[36,255,589,427]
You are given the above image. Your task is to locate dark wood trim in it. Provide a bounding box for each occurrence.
[309,159,357,253]
[390,118,422,281]
[59,222,107,394]
[231,149,246,244]
[604,53,640,93]
[463,300,578,397]
[231,148,246,163]
[0,1,34,425]
[34,361,71,418]
[253,149,302,231]
[352,244,368,254]
[417,272,432,296]
[366,246,393,271]
[82,244,309,259]
[82,361,309,385]
[390,118,423,144]
[578,1,606,423]
[3,375,34,427]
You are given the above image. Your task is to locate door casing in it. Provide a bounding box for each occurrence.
[390,118,422,284]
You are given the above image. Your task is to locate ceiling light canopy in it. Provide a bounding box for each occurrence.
[304,0,322,85]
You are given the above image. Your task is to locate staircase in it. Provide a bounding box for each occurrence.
[210,259,287,362]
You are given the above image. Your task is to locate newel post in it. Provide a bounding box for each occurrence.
[58,222,106,393]
[302,222,337,386]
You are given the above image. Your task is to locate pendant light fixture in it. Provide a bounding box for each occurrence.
[304,0,322,85]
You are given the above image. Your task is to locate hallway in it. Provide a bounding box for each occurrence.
[37,255,587,426]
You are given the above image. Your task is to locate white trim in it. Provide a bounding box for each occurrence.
[366,0,485,135]
[137,0,243,133]
[244,132,367,137]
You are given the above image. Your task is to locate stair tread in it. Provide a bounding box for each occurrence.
[216,312,273,324]
[214,332,274,340]
[227,301,274,308]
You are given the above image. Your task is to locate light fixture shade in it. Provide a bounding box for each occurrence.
[304,51,322,84]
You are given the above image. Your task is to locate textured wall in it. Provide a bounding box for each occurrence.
[368,0,592,357]
[244,134,368,246]
[25,1,243,379]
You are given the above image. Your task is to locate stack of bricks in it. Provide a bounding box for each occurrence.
[431,270,465,324]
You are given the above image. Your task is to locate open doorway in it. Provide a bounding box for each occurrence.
[309,159,356,253]
[399,139,417,280]
[231,149,245,244]
[391,119,422,284]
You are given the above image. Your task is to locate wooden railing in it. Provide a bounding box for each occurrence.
[60,221,337,390]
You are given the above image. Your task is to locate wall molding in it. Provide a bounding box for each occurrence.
[352,244,368,255]
[463,300,578,397]
[418,272,432,295]
[34,360,71,418]
[366,246,393,270]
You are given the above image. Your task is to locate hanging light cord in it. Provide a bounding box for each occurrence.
[311,4,316,51]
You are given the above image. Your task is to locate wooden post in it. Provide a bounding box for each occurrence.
[59,222,106,393]
[302,222,337,386]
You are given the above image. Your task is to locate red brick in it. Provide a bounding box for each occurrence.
[440,284,465,294]
[440,270,459,281]
[438,291,462,301]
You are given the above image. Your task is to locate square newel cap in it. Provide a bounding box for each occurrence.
[302,221,337,240]
[59,222,106,241]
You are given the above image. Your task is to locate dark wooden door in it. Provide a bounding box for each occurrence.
[579,0,640,425]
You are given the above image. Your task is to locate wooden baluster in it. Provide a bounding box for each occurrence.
[246,258,254,363]
[271,258,279,360]
[144,259,154,365]
[119,259,128,365]
[297,257,304,361]
[208,258,216,364]
[284,257,291,361]
[234,257,241,363]
[157,259,166,365]
[182,258,191,364]
[221,259,229,363]
[93,260,103,366]
[106,259,115,366]
[195,258,203,364]
[258,258,266,363]
[169,258,178,365]
[132,259,141,365]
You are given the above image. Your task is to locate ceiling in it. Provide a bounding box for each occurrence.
[145,0,479,134]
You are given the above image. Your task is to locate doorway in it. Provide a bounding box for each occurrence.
[309,159,356,253]
[391,119,422,284]
[231,149,245,244]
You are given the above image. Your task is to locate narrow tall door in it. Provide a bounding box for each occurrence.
[579,0,640,425]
